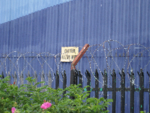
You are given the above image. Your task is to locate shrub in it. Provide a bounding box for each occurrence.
[0,75,112,113]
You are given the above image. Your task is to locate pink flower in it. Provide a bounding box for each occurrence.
[40,102,52,109]
[11,107,16,113]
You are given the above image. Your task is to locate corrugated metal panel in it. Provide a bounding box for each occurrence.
[0,0,150,112]
[0,0,72,24]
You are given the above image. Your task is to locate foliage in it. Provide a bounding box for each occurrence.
[0,75,113,113]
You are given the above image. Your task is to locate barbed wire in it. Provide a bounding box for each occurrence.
[0,41,150,90]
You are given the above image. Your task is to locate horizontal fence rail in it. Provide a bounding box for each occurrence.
[1,69,150,113]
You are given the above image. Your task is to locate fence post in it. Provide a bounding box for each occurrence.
[78,71,82,88]
[74,70,78,85]
[85,70,91,98]
[119,69,125,113]
[55,71,59,89]
[41,71,44,87]
[1,72,4,79]
[26,71,30,85]
[70,70,77,99]
[62,70,66,96]
[13,71,17,85]
[48,71,52,88]
[102,69,107,100]
[70,44,89,85]
[129,69,134,113]
[102,69,107,111]
[20,71,24,85]
[111,69,116,113]
[34,71,37,87]
[147,72,150,113]
[70,70,75,85]
[70,70,78,85]
[95,69,99,98]
[137,69,144,111]
[7,72,11,84]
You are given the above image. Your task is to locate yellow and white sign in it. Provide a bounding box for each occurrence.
[61,47,79,62]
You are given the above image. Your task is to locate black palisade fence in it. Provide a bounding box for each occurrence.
[1,69,150,113]
[62,69,150,113]
[147,72,150,113]
[119,69,125,113]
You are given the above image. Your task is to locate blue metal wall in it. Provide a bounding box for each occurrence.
[0,0,150,112]
[0,0,72,24]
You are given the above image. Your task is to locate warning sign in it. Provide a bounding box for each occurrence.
[61,47,79,62]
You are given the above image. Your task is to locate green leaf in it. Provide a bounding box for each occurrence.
[100,88,103,91]
[34,81,45,86]
[106,99,113,102]
[140,111,144,113]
